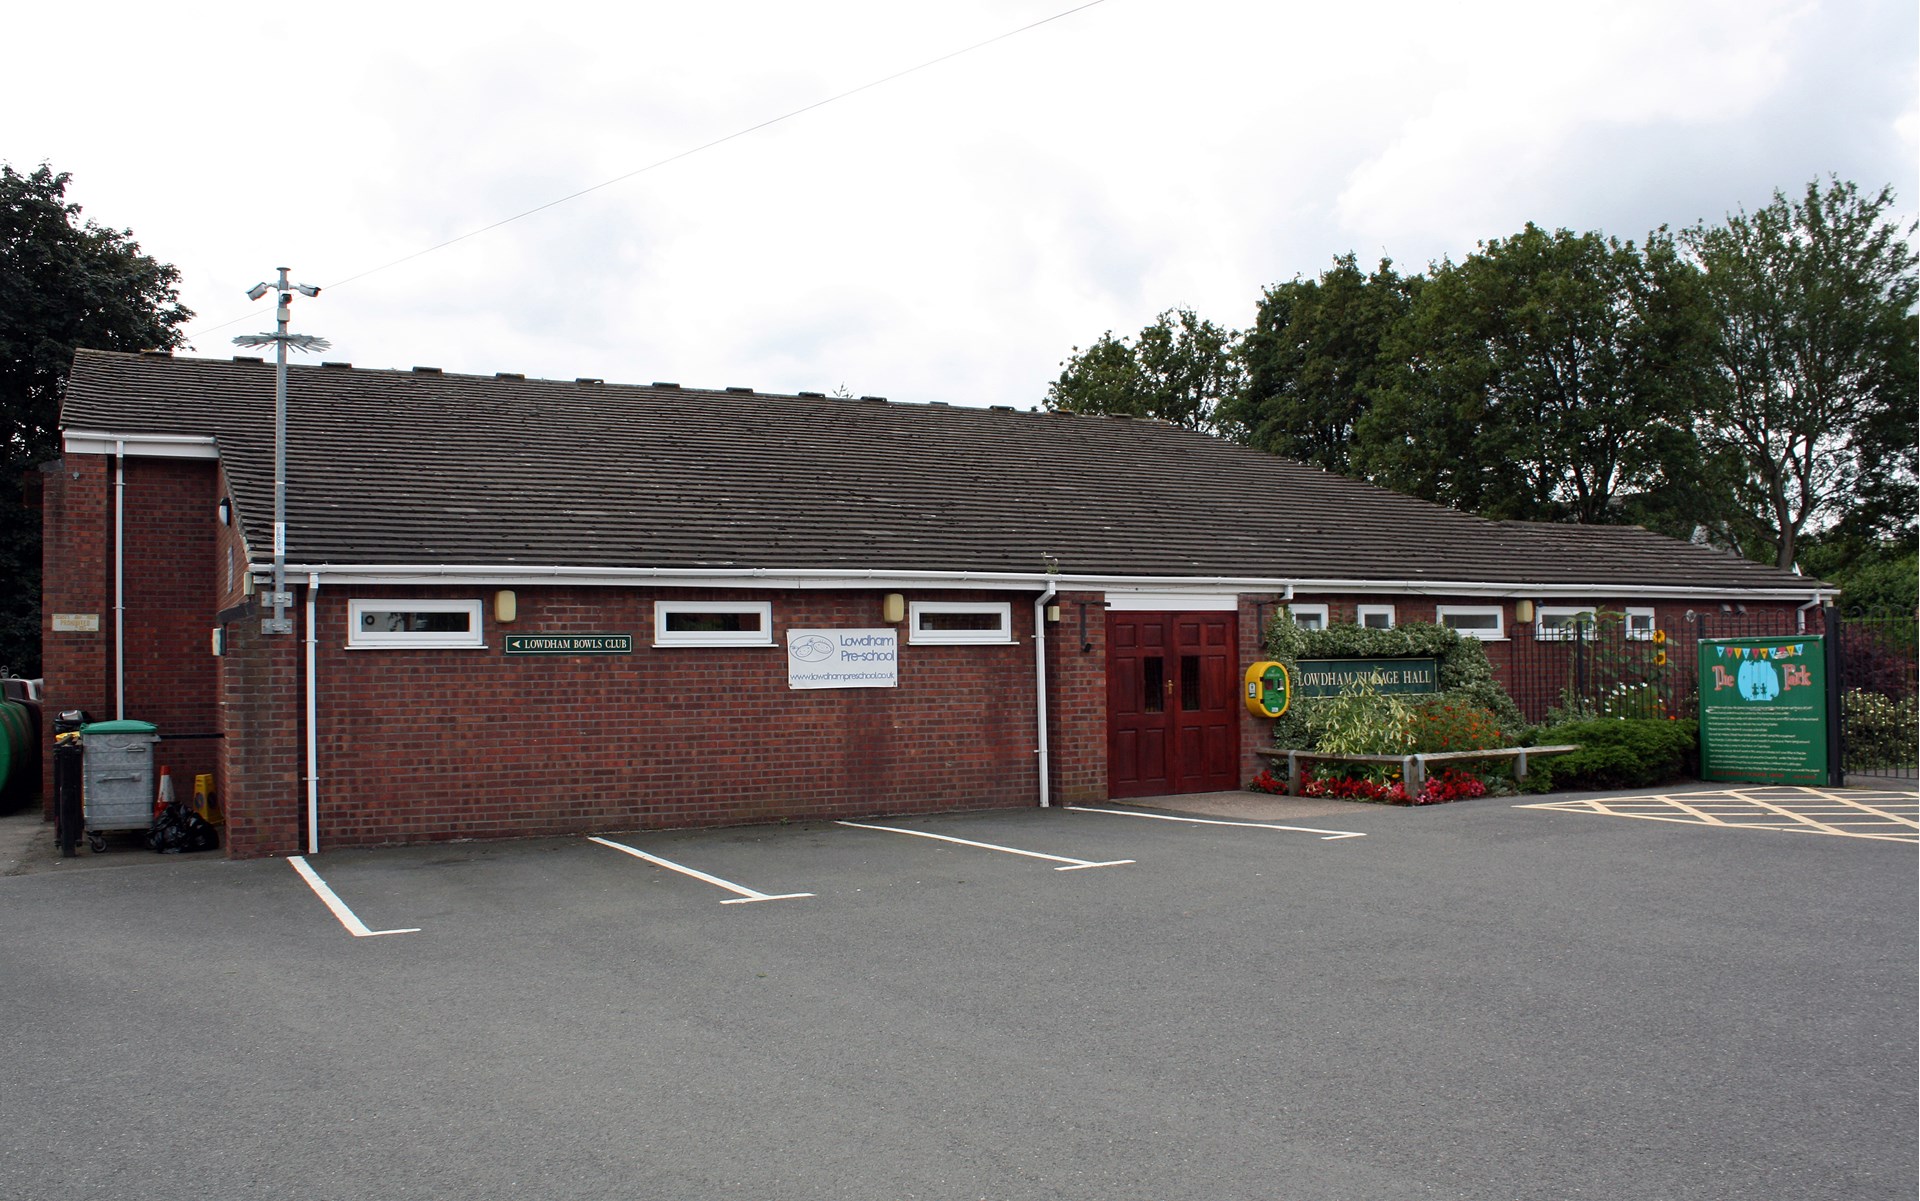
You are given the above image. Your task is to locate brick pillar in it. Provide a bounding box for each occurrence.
[39,455,114,815]
[1237,594,1288,789]
[1046,590,1108,804]
[218,600,305,857]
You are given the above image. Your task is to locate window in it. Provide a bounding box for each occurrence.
[1535,606,1598,641]
[1436,605,1505,640]
[655,600,774,647]
[1357,604,1395,630]
[347,599,484,649]
[1288,604,1329,631]
[909,601,1013,645]
[1624,607,1658,640]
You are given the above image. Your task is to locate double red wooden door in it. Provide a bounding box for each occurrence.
[1107,610,1238,797]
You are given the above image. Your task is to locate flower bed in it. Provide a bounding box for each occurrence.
[1262,765,1489,806]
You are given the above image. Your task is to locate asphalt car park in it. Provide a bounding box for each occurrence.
[2,793,1914,1201]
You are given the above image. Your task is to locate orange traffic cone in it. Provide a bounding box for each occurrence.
[153,765,175,820]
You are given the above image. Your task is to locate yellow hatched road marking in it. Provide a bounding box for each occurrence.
[1516,787,1919,843]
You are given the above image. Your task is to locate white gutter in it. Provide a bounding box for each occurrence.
[64,430,218,459]
[1034,581,1057,809]
[114,441,126,720]
[305,574,321,854]
[256,561,1833,603]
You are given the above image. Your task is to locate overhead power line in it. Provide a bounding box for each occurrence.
[188,0,1109,339]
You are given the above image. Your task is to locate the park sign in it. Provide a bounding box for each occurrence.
[1294,657,1439,698]
[1698,636,1833,785]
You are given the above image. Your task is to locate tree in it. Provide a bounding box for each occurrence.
[1222,254,1414,475]
[0,164,192,675]
[1352,224,1711,529]
[1045,308,1245,435]
[1682,178,1918,568]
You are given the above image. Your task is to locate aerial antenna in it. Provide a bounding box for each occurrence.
[233,268,329,636]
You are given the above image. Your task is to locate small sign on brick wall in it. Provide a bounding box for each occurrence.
[503,633,633,655]
[52,613,101,633]
[787,628,898,689]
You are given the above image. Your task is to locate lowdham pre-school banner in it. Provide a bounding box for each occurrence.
[786,628,899,690]
[1698,636,1830,784]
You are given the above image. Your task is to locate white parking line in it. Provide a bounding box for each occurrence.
[288,856,421,938]
[1067,806,1367,841]
[835,820,1134,870]
[588,836,814,904]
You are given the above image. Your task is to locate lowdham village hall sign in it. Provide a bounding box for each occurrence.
[1294,657,1439,698]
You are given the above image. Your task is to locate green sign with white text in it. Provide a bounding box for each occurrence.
[1698,636,1829,784]
[504,633,633,655]
[1294,657,1439,698]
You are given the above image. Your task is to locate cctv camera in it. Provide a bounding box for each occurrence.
[246,282,272,301]
[294,284,320,298]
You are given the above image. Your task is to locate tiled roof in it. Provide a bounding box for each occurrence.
[60,349,1820,593]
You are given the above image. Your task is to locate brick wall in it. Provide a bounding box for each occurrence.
[1045,590,1107,804]
[40,454,219,812]
[222,585,1051,855]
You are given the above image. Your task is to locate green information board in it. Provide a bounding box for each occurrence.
[1698,636,1830,784]
[1294,657,1439,698]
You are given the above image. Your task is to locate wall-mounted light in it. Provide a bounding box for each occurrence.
[1514,599,1535,623]
[1045,603,1061,623]
[495,590,517,623]
[217,497,232,526]
[882,593,905,623]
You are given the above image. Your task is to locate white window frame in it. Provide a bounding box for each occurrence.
[347,598,485,649]
[1288,603,1330,631]
[654,600,774,648]
[1535,605,1598,641]
[1356,604,1396,630]
[908,600,1014,645]
[1437,604,1506,640]
[1624,607,1658,640]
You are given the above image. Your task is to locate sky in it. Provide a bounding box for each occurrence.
[10,0,1916,408]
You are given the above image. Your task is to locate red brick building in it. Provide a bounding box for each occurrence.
[42,350,1832,856]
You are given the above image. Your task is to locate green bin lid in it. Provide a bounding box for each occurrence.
[81,719,158,735]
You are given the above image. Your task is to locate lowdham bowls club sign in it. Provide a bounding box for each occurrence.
[788,628,898,689]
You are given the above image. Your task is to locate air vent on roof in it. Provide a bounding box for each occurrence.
[495,372,524,380]
[990,405,1014,412]
[928,401,949,407]
[413,366,442,374]
[232,356,263,364]
[140,349,172,358]
[576,378,603,386]
[725,386,753,394]
[859,395,887,403]
[321,361,352,369]
[797,391,825,398]
[652,381,680,389]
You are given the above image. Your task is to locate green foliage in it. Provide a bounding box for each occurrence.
[0,163,192,676]
[1222,254,1413,475]
[1407,698,1507,752]
[1843,690,1918,770]
[1044,308,1246,435]
[1352,224,1710,530]
[1682,178,1919,568]
[1796,537,1918,616]
[1301,684,1416,756]
[1263,615,1524,751]
[1520,718,1698,792]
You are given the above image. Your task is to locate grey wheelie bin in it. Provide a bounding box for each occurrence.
[80,719,159,852]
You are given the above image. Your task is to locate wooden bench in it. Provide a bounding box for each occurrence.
[1254,745,1581,796]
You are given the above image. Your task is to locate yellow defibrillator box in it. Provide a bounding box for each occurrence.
[1243,660,1291,718]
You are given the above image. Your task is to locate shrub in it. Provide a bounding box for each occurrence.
[1521,718,1698,792]
[1407,698,1506,752]
[1302,684,1416,755]
[1843,690,1918,769]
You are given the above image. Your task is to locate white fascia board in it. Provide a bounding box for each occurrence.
[63,429,219,459]
[1287,577,1838,602]
[267,563,1300,594]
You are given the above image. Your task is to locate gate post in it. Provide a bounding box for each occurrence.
[1825,606,1846,787]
